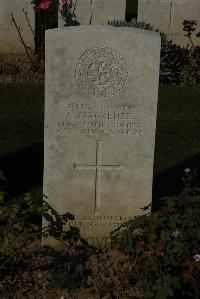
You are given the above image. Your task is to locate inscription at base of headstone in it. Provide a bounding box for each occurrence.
[44,25,161,247]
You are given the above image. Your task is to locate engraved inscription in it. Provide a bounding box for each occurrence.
[75,47,129,99]
[56,102,144,136]
[67,215,132,229]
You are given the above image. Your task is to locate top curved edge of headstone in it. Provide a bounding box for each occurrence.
[46,25,161,39]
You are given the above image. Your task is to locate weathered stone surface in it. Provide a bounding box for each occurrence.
[138,0,200,46]
[91,0,126,25]
[0,0,34,53]
[44,25,161,247]
[58,0,126,27]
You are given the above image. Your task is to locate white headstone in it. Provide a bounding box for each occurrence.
[138,0,200,46]
[44,25,161,247]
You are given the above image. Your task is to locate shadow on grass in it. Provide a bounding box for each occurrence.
[0,143,43,197]
[152,152,200,210]
[0,142,199,211]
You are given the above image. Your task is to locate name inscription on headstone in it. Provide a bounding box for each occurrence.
[56,102,143,136]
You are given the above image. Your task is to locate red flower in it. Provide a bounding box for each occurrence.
[39,0,52,10]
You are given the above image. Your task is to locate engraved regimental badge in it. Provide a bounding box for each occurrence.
[75,47,129,99]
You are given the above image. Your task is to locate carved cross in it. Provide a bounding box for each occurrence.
[74,140,122,215]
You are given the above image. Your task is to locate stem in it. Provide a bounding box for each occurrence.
[11,13,35,70]
[22,9,35,39]
[189,35,195,50]
[73,0,78,17]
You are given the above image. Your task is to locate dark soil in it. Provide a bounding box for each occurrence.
[0,53,44,83]
[0,240,142,299]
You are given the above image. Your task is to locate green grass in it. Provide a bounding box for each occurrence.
[154,86,200,175]
[0,83,200,176]
[0,83,44,157]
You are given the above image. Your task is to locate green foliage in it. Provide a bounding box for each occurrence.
[1,167,199,296]
[108,18,155,31]
[42,202,96,291]
[43,202,86,245]
[110,168,200,298]
[60,0,78,26]
[51,257,85,291]
[159,33,188,86]
[0,180,43,286]
[183,20,199,41]
[108,19,188,86]
[109,18,200,87]
[0,192,41,255]
[181,20,200,86]
[0,177,94,293]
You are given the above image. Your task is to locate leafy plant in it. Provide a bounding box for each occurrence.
[0,189,43,285]
[110,168,200,298]
[1,166,199,297]
[108,19,188,86]
[183,20,199,49]
[0,192,41,255]
[42,201,96,291]
[51,256,85,291]
[0,170,94,294]
[60,0,74,25]
[181,20,200,86]
[159,33,188,86]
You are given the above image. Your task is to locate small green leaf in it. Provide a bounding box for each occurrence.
[13,223,21,229]
[75,263,83,276]
[42,232,49,238]
[43,212,54,223]
[42,203,49,211]
[62,212,75,221]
